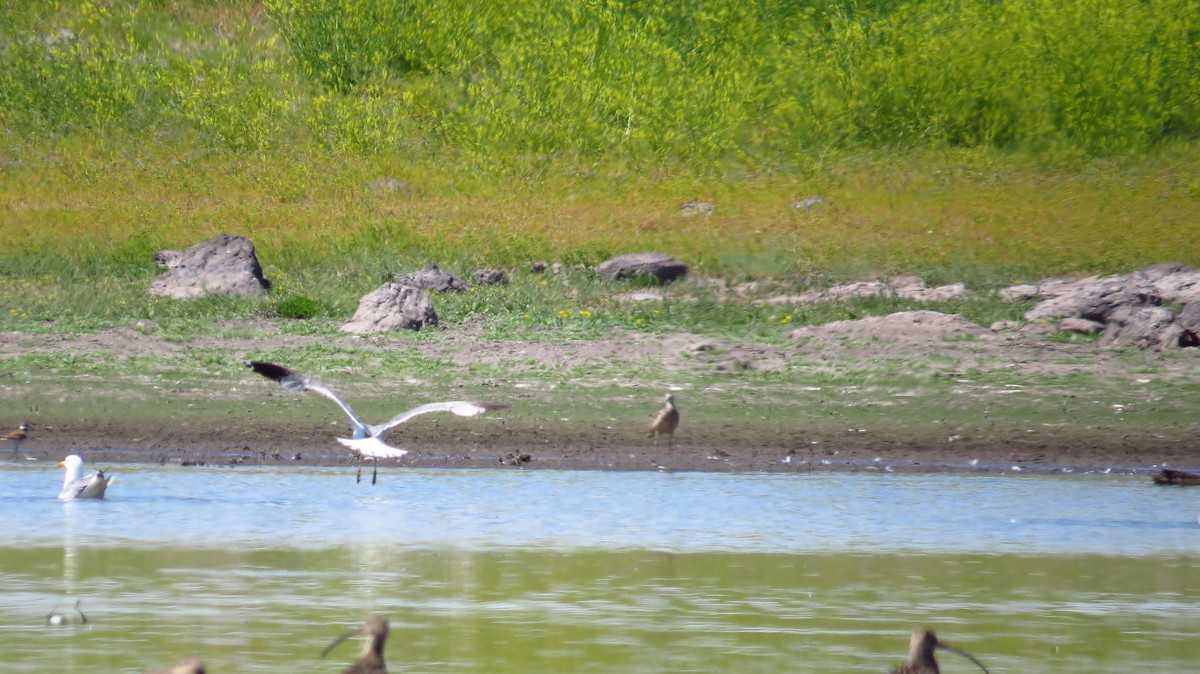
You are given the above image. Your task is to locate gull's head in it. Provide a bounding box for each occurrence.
[19,422,30,432]
[59,455,85,481]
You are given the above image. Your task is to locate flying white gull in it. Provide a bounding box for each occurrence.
[245,360,507,484]
[59,455,114,500]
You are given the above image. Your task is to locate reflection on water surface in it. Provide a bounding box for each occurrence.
[1,463,1198,672]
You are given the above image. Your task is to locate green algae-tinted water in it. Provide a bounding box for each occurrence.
[2,464,1199,672]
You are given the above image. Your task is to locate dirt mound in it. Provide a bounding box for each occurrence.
[788,310,987,343]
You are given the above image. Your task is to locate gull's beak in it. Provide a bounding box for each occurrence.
[58,460,65,467]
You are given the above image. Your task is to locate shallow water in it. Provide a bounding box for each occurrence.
[2,462,1199,672]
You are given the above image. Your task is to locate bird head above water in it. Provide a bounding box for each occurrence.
[323,615,389,674]
[891,629,991,674]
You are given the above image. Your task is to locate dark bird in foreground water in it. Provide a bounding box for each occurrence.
[323,615,389,674]
[46,599,87,626]
[1151,468,1200,486]
[647,393,680,449]
[245,360,507,484]
[144,655,206,674]
[889,629,991,674]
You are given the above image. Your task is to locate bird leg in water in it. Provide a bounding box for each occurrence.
[372,460,378,486]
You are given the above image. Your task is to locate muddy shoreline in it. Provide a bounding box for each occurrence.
[4,313,1198,479]
[10,415,1191,477]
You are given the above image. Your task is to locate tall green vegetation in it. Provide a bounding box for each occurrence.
[3,0,1198,162]
[0,0,1198,304]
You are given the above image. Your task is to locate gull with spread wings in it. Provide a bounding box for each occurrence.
[245,361,507,484]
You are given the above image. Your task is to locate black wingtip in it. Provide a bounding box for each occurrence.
[246,360,294,383]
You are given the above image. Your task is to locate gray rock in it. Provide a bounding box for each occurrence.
[148,234,270,300]
[1058,317,1104,335]
[474,270,509,286]
[395,263,469,292]
[823,280,889,300]
[679,200,715,217]
[890,276,969,302]
[1137,261,1191,281]
[595,252,688,284]
[154,250,183,269]
[1150,267,1200,305]
[1025,275,1160,322]
[999,284,1039,302]
[792,196,830,211]
[1099,305,1183,350]
[342,283,438,333]
[1177,303,1200,346]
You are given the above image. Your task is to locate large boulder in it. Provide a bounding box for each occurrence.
[342,283,438,333]
[1150,265,1200,305]
[1024,275,1160,322]
[148,234,270,300]
[595,252,688,284]
[395,263,469,292]
[1016,264,1200,349]
[1099,305,1185,350]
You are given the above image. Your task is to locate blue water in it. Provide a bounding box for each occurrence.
[3,461,1198,555]
[4,461,1200,673]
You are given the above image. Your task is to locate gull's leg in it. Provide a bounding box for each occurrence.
[356,456,363,484]
[371,460,378,485]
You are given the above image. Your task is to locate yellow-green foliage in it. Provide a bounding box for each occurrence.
[4,0,1199,159]
[1,0,1199,297]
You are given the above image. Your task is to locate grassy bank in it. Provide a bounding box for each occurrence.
[1,0,1199,335]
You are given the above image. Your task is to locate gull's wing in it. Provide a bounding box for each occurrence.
[246,361,368,435]
[370,401,508,436]
[59,471,111,500]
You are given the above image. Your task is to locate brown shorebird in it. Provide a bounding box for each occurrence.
[144,655,206,674]
[1152,468,1200,486]
[647,393,680,449]
[245,361,507,484]
[889,629,991,674]
[4,422,29,451]
[322,615,389,674]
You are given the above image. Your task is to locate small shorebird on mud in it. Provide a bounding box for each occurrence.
[245,361,507,484]
[323,615,389,674]
[144,655,206,674]
[4,422,29,451]
[647,393,680,449]
[58,455,113,500]
[889,629,991,674]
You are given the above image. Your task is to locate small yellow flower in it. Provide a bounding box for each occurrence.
[578,310,592,318]
[558,309,572,318]
[653,309,661,315]
[780,315,792,323]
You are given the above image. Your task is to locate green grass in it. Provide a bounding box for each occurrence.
[1,0,1199,343]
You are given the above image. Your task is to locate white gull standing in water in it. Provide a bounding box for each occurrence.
[245,361,507,484]
[58,455,113,500]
